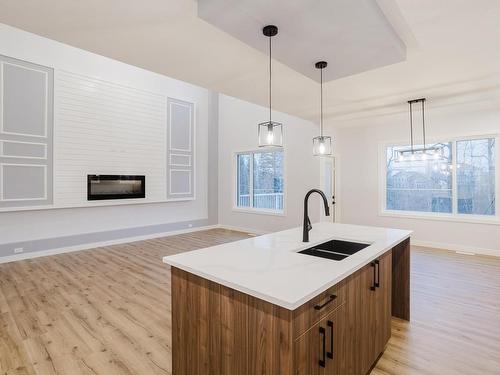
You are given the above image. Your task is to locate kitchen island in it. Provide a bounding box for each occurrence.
[163,222,411,375]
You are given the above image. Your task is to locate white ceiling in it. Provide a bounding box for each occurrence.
[197,0,406,82]
[1,0,500,127]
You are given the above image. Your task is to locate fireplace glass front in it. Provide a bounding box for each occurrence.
[87,175,145,200]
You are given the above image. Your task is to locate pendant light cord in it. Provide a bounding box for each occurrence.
[422,99,426,151]
[269,34,272,123]
[409,101,414,153]
[320,67,323,137]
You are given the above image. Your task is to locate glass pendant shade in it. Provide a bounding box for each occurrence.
[258,25,283,148]
[313,135,332,156]
[258,121,283,147]
[313,61,333,156]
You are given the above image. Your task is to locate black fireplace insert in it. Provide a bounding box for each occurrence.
[87,175,145,200]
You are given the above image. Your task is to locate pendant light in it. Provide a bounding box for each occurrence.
[313,61,332,156]
[396,98,443,162]
[258,25,283,147]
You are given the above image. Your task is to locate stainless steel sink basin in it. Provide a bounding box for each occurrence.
[298,239,370,261]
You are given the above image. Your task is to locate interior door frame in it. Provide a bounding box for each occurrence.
[319,156,337,222]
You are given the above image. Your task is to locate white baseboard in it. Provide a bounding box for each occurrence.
[412,240,500,258]
[0,224,219,264]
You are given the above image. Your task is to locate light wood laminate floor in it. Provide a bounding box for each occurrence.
[1,229,499,374]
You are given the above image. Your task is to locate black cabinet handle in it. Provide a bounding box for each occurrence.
[370,262,376,291]
[314,294,337,310]
[327,320,334,359]
[319,326,326,367]
[375,259,380,288]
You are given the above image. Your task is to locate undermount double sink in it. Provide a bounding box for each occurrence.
[298,239,371,261]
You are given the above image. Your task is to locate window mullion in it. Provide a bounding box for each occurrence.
[250,152,254,208]
[452,141,458,215]
[496,136,499,218]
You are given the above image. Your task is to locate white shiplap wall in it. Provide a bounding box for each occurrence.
[55,70,167,207]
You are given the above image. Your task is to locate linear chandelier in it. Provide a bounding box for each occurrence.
[396,98,444,162]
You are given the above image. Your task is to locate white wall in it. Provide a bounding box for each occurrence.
[218,94,321,234]
[0,24,212,249]
[331,99,500,255]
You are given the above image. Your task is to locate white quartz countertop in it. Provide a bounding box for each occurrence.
[163,222,411,310]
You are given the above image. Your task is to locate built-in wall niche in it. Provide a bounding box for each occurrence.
[167,98,195,200]
[0,55,54,208]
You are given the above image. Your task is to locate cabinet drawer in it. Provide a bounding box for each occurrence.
[293,279,346,339]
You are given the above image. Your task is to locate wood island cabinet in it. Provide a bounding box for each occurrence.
[170,239,410,375]
[355,251,392,375]
[294,304,346,375]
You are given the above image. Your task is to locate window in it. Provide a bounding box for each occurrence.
[457,138,496,215]
[236,150,284,212]
[383,137,497,220]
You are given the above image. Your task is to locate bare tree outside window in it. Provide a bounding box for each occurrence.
[385,138,496,217]
[386,143,453,213]
[457,138,495,215]
[236,150,284,211]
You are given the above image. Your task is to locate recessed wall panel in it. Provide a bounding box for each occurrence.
[169,101,191,151]
[169,169,191,195]
[1,164,46,200]
[0,55,53,209]
[1,141,46,159]
[170,154,191,167]
[1,62,47,137]
[167,98,194,200]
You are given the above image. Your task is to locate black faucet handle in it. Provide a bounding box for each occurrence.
[307,216,312,231]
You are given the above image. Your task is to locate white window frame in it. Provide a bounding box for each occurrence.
[233,149,286,216]
[379,134,500,225]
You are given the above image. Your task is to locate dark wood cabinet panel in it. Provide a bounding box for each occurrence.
[247,296,294,374]
[171,267,223,375]
[293,279,346,339]
[324,304,347,375]
[294,304,346,375]
[376,252,392,352]
[392,238,411,320]
[359,261,379,374]
[294,322,325,375]
[220,286,249,374]
[172,267,293,375]
[343,251,393,375]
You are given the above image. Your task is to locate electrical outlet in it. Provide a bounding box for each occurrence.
[14,247,24,254]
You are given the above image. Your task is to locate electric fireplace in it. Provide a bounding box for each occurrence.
[87,175,145,200]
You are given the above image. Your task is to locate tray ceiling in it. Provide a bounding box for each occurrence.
[197,0,406,82]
